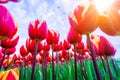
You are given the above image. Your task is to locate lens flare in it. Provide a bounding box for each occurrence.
[93,0,114,13]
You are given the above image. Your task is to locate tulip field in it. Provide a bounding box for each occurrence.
[0,0,120,80]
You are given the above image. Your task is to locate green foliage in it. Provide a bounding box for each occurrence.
[15,58,120,80]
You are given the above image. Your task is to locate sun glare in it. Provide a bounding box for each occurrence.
[93,0,114,14]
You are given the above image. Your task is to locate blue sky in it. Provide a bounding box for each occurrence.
[2,0,120,58]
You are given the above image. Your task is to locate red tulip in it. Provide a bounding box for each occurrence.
[26,38,42,53]
[53,41,62,52]
[2,47,16,55]
[67,27,82,44]
[63,40,71,50]
[1,36,19,48]
[20,45,28,57]
[39,51,49,57]
[76,41,84,50]
[91,35,116,56]
[46,30,60,45]
[68,1,99,34]
[41,42,50,51]
[61,49,68,57]
[28,19,48,41]
[46,29,60,80]
[26,38,36,53]
[0,5,18,39]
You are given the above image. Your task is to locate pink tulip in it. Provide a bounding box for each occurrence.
[91,35,116,56]
[0,0,20,3]
[0,5,18,39]
[67,27,82,44]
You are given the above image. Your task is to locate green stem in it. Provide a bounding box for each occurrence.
[100,56,107,72]
[42,51,47,80]
[110,57,118,77]
[31,42,38,80]
[106,58,114,80]
[52,46,54,80]
[79,51,88,80]
[73,44,78,80]
[86,34,102,80]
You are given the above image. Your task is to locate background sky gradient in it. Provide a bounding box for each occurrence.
[2,0,120,58]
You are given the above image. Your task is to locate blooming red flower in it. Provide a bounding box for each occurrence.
[26,38,36,53]
[63,40,71,50]
[39,51,49,57]
[28,19,48,41]
[53,41,62,52]
[67,27,82,44]
[26,38,42,54]
[76,41,84,50]
[1,36,19,48]
[20,45,28,57]
[91,35,116,56]
[41,42,50,51]
[0,5,18,39]
[46,30,60,45]
[68,1,99,34]
[2,47,16,56]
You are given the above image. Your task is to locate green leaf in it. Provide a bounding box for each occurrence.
[19,64,25,80]
[25,66,32,80]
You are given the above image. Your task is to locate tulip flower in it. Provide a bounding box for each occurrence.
[2,47,16,56]
[0,5,18,40]
[1,36,19,48]
[46,29,60,45]
[68,1,99,35]
[0,68,19,80]
[67,27,82,44]
[2,58,13,69]
[91,35,116,80]
[91,35,116,56]
[96,0,120,36]
[0,47,16,69]
[20,45,28,57]
[63,40,71,50]
[67,27,82,80]
[26,38,36,54]
[53,41,62,52]
[28,19,48,41]
[41,42,50,52]
[0,0,20,3]
[28,19,48,80]
[46,29,60,80]
[68,1,101,79]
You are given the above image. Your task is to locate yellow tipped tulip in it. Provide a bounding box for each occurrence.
[0,68,19,80]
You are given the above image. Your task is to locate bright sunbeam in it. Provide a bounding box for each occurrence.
[93,0,114,14]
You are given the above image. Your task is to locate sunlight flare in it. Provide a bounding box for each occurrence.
[93,0,114,13]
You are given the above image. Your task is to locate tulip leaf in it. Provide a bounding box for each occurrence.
[19,64,25,80]
[25,66,31,80]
